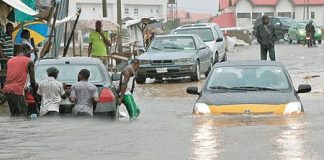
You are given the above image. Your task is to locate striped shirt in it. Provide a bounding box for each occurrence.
[0,33,14,57]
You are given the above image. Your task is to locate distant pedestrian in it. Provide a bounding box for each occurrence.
[21,29,39,62]
[37,67,66,116]
[88,21,111,68]
[0,23,14,58]
[256,15,277,61]
[305,20,316,47]
[3,44,36,116]
[70,69,99,117]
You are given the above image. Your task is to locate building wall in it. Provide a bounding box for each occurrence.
[294,5,324,25]
[252,6,275,13]
[276,0,293,13]
[235,0,253,27]
[70,0,167,22]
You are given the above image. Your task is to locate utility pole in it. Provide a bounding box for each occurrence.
[303,0,306,20]
[306,0,309,20]
[102,0,107,17]
[117,0,123,53]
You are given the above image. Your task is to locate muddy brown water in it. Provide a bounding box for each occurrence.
[1,43,324,160]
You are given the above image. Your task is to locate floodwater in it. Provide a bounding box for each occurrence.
[1,43,324,160]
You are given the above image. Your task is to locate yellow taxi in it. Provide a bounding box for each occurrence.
[187,60,311,116]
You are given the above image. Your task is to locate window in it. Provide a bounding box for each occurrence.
[150,9,153,13]
[125,8,129,14]
[156,9,159,14]
[311,12,315,19]
[93,8,95,11]
[252,12,262,19]
[237,13,251,18]
[134,8,139,15]
[278,12,291,18]
[264,12,274,16]
[293,12,295,19]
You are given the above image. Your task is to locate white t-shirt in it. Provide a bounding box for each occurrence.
[21,38,36,61]
[37,77,65,116]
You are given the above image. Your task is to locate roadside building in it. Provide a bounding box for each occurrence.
[69,0,168,22]
[217,0,324,28]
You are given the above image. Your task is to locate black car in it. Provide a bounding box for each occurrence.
[26,57,120,120]
[253,16,294,41]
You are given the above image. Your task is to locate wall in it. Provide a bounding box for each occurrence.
[276,0,293,13]
[294,5,324,25]
[235,0,252,27]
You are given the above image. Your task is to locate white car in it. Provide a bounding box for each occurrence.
[172,23,227,64]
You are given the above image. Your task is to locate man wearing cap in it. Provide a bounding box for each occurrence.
[4,44,36,116]
[37,67,66,116]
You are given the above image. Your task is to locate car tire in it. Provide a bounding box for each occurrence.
[213,52,219,64]
[289,39,292,44]
[221,52,227,62]
[284,33,289,41]
[205,59,213,77]
[318,40,322,44]
[136,76,146,84]
[191,62,200,81]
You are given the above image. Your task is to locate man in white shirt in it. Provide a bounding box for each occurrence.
[37,67,66,116]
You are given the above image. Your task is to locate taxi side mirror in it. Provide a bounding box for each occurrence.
[187,86,200,95]
[297,84,311,93]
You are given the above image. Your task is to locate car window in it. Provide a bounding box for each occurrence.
[36,64,105,83]
[214,26,224,39]
[147,36,196,52]
[270,18,280,25]
[173,28,215,42]
[206,65,291,91]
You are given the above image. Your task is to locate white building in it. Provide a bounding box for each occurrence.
[222,0,324,27]
[69,0,168,22]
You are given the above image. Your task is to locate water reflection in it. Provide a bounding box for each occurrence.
[275,117,318,160]
[191,115,312,160]
[191,118,222,160]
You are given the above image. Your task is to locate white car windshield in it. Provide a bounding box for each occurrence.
[174,28,214,42]
[147,36,196,52]
[206,65,291,91]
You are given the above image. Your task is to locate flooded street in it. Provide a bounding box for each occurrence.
[1,43,324,160]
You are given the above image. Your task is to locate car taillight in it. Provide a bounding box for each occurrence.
[99,87,115,103]
[25,91,36,105]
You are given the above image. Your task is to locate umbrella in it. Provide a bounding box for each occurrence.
[12,21,48,45]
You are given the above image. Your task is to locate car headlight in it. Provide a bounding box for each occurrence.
[193,103,211,115]
[174,58,193,63]
[140,60,151,65]
[283,102,302,115]
[298,29,305,35]
[317,29,322,34]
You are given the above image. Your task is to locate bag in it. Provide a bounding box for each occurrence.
[123,92,140,119]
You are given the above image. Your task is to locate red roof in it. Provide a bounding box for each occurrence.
[292,0,324,5]
[210,12,236,28]
[251,0,279,5]
[220,0,238,10]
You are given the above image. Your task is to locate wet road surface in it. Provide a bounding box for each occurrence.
[1,42,324,160]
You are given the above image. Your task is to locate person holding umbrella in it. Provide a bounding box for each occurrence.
[20,29,39,61]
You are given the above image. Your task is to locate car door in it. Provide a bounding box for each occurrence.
[271,18,283,40]
[214,25,226,58]
[195,36,211,73]
[291,23,298,40]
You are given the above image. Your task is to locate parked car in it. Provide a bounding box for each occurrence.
[288,20,322,44]
[187,60,311,115]
[136,34,213,84]
[172,23,226,64]
[26,57,120,120]
[253,16,295,41]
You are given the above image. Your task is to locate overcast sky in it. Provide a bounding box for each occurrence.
[176,0,219,14]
